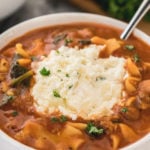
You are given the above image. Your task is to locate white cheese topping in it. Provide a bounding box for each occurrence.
[31,45,126,120]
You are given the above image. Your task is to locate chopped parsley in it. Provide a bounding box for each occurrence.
[125,45,135,51]
[8,95,14,100]
[40,67,50,76]
[50,115,67,123]
[77,72,80,76]
[56,50,60,54]
[68,85,73,89]
[51,117,59,123]
[86,122,104,137]
[10,63,27,79]
[65,38,73,46]
[60,115,67,122]
[12,111,18,117]
[121,107,128,113]
[96,76,106,81]
[66,73,70,77]
[57,69,61,72]
[133,54,140,63]
[53,90,61,98]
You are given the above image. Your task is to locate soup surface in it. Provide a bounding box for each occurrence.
[0,23,150,150]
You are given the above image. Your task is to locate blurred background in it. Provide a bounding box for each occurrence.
[0,0,149,34]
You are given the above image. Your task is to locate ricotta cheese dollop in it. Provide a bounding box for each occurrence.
[31,45,126,120]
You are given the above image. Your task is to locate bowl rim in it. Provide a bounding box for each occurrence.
[0,12,149,49]
[0,12,150,150]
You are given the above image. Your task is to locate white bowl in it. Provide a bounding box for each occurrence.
[0,0,25,20]
[0,13,150,150]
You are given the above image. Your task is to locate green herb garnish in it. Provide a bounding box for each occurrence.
[60,115,67,122]
[133,54,140,63]
[40,67,50,76]
[96,76,106,81]
[57,69,61,72]
[125,45,135,51]
[66,73,70,77]
[12,111,18,117]
[50,115,67,123]
[86,122,104,137]
[65,39,73,46]
[10,63,27,79]
[51,117,59,123]
[98,1,146,22]
[10,54,32,87]
[56,50,60,54]
[121,107,128,113]
[68,85,73,89]
[53,90,61,98]
[8,95,13,101]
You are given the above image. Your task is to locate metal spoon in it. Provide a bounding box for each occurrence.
[120,0,150,40]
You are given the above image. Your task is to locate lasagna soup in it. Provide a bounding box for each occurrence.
[0,23,150,150]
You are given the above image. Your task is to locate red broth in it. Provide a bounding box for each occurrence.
[0,23,150,150]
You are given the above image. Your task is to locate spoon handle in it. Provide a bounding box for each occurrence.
[120,0,150,40]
